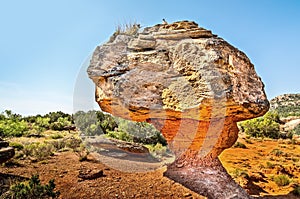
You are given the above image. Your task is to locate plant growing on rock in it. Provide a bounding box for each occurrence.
[109,22,140,42]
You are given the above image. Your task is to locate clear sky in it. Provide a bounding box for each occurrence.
[1,0,300,115]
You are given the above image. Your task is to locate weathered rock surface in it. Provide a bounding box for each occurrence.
[87,20,269,198]
[0,138,15,164]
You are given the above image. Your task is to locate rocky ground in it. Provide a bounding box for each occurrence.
[1,134,300,199]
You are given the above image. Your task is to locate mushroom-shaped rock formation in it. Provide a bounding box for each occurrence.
[87,20,269,198]
[0,138,15,164]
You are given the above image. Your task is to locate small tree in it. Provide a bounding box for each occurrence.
[239,111,280,139]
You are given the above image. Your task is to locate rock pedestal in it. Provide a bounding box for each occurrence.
[88,20,269,198]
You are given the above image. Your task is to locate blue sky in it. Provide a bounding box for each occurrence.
[0,0,299,115]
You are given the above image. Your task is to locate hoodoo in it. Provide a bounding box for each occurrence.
[88,20,269,198]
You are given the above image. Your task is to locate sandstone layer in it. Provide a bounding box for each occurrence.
[87,20,269,198]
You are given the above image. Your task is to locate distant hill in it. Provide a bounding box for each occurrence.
[270,93,300,118]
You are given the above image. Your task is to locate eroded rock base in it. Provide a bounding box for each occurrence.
[164,157,252,199]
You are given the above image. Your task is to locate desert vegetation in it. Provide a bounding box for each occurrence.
[239,94,300,141]
[1,103,300,198]
[2,175,60,199]
[74,110,167,148]
[239,111,282,139]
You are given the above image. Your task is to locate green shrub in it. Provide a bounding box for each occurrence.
[0,119,29,137]
[48,139,66,151]
[23,142,54,161]
[50,133,64,139]
[266,161,275,169]
[49,117,72,131]
[116,119,167,146]
[292,184,300,196]
[273,175,290,186]
[145,143,169,159]
[233,142,247,149]
[293,124,300,135]
[44,111,72,124]
[231,168,249,179]
[73,144,89,162]
[47,136,82,152]
[5,174,60,199]
[9,142,24,151]
[74,110,167,146]
[244,138,253,144]
[271,148,284,156]
[64,136,82,150]
[74,110,106,136]
[34,117,50,132]
[239,111,281,139]
[106,131,133,142]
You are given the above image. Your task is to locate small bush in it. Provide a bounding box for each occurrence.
[5,174,60,199]
[292,184,300,196]
[233,142,247,149]
[271,148,284,156]
[74,144,89,162]
[231,168,249,179]
[49,139,66,151]
[273,175,290,186]
[50,133,64,139]
[145,143,168,159]
[65,136,82,150]
[106,131,133,142]
[23,142,54,161]
[244,138,253,144]
[9,142,24,151]
[266,161,275,169]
